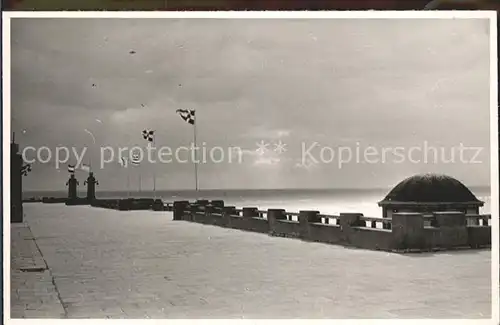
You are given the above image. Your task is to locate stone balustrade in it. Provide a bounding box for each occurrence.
[172,200,491,252]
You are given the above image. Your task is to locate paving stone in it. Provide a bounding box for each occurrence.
[10,203,493,318]
[10,222,66,319]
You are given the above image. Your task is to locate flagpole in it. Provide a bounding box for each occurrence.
[193,115,199,192]
[126,173,130,198]
[84,128,96,174]
[139,174,142,193]
[152,135,156,199]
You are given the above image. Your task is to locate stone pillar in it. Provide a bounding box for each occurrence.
[66,174,79,201]
[222,206,237,226]
[392,212,425,250]
[242,207,258,218]
[204,204,215,215]
[299,210,321,239]
[195,199,209,206]
[84,172,99,202]
[267,208,286,233]
[433,211,468,247]
[11,140,23,223]
[151,199,164,211]
[338,213,363,242]
[173,201,189,220]
[211,200,224,208]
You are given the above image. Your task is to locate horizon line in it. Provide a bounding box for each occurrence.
[24,184,491,193]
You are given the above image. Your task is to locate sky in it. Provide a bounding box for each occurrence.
[10,18,492,191]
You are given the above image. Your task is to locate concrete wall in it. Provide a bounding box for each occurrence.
[11,143,23,223]
[173,201,491,252]
[229,215,269,234]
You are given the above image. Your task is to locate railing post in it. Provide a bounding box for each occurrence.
[299,210,320,240]
[433,211,468,247]
[211,200,224,208]
[204,204,215,216]
[195,199,209,206]
[173,201,189,221]
[267,209,286,234]
[222,206,236,227]
[338,213,364,242]
[392,212,425,250]
[152,199,164,211]
[242,207,258,218]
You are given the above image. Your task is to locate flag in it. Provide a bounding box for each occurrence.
[176,109,195,125]
[142,129,155,142]
[68,164,75,173]
[119,157,128,168]
[130,153,140,166]
[81,164,91,172]
[21,164,31,176]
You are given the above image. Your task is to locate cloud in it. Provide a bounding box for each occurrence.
[243,128,292,139]
[11,18,491,190]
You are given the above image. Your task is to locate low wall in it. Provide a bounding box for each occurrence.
[22,197,43,203]
[35,196,166,211]
[172,200,492,253]
[31,197,184,214]
[90,198,157,211]
[41,197,67,204]
[65,197,89,206]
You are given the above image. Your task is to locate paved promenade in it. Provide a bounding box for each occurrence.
[11,203,491,318]
[10,222,65,318]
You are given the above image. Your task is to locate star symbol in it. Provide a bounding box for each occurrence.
[255,140,269,156]
[296,158,317,170]
[273,140,287,154]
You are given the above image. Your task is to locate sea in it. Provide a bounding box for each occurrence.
[24,187,492,217]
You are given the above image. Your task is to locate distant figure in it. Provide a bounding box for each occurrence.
[84,172,99,201]
[66,174,79,201]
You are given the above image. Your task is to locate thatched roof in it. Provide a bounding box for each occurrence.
[378,173,483,206]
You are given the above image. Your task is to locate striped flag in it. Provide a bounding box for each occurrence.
[81,164,91,172]
[21,164,31,176]
[119,157,128,168]
[68,164,75,173]
[130,153,140,166]
[142,129,155,142]
[176,109,195,125]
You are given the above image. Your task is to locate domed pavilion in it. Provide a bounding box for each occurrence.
[378,174,484,219]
